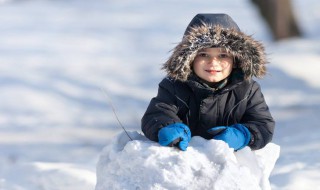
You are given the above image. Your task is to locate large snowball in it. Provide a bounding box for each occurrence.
[95,131,280,190]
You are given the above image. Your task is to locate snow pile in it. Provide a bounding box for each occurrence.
[95,131,280,190]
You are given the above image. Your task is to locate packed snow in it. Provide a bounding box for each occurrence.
[0,0,320,189]
[95,131,279,190]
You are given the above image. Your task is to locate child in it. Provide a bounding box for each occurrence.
[141,13,275,151]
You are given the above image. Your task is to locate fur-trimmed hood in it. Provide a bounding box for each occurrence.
[162,14,267,81]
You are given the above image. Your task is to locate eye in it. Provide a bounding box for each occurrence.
[197,52,209,58]
[219,53,231,59]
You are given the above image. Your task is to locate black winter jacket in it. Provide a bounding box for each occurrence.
[142,74,274,150]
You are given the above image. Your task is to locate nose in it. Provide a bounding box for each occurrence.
[209,57,221,65]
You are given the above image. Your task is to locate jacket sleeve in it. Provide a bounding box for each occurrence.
[242,81,275,150]
[141,78,183,142]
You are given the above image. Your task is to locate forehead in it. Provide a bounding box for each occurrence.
[198,47,228,53]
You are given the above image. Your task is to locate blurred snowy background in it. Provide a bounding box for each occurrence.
[0,0,319,189]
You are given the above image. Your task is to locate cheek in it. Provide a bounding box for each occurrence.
[192,61,203,73]
[225,65,234,75]
[192,60,198,70]
[191,64,199,76]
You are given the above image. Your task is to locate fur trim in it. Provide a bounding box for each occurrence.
[162,24,267,81]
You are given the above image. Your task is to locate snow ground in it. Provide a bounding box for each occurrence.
[0,0,319,189]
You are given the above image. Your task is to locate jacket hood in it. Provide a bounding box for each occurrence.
[162,14,267,81]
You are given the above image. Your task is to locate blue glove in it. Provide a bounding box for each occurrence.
[158,123,191,151]
[207,124,251,150]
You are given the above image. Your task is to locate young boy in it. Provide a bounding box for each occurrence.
[141,14,275,151]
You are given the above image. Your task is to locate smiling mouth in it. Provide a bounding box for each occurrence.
[205,69,221,74]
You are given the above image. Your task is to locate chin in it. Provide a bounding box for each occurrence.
[207,78,221,83]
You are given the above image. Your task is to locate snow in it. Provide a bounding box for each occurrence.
[95,131,280,190]
[0,0,320,189]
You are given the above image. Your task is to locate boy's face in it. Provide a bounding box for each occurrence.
[192,47,234,83]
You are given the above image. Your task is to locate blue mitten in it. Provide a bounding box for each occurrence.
[207,124,251,150]
[158,123,191,151]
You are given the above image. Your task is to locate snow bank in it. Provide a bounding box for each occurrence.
[0,162,95,190]
[95,131,280,190]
